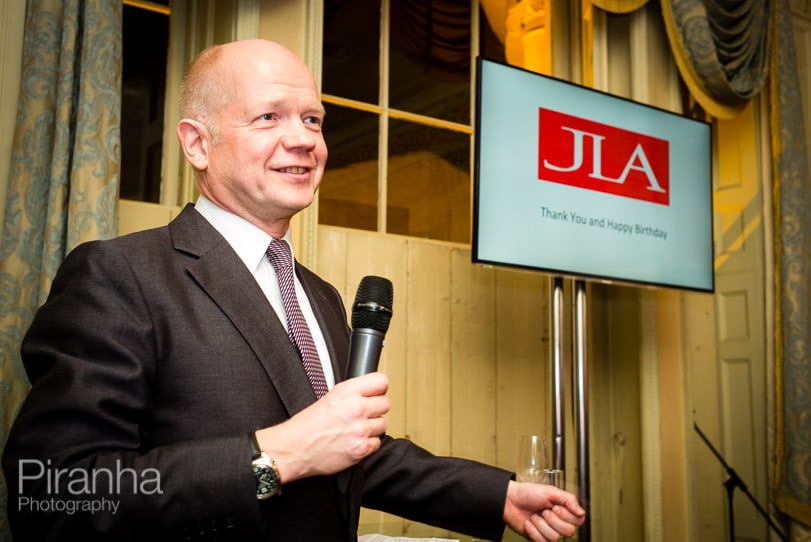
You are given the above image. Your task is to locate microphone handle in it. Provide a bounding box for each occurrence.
[346,328,385,379]
[337,327,385,495]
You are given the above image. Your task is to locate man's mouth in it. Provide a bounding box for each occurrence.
[278,167,309,174]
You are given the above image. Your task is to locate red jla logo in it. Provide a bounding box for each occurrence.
[538,108,670,205]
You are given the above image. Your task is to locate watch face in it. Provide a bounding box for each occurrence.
[252,457,281,499]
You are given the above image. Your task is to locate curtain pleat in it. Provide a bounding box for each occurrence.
[661,0,771,118]
[770,0,811,528]
[0,0,121,536]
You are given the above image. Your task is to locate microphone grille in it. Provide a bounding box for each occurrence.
[352,276,393,332]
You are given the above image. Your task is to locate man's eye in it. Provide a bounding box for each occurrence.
[304,116,322,126]
[260,113,276,121]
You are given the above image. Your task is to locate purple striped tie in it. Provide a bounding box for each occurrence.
[266,239,329,398]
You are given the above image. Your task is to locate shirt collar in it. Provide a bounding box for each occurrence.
[194,195,294,272]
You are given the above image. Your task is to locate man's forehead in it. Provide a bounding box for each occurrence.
[252,83,324,106]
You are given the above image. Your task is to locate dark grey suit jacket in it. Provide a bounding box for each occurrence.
[3,204,512,541]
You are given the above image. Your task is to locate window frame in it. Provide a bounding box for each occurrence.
[319,0,479,238]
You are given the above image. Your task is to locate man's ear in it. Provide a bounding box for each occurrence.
[177,119,210,170]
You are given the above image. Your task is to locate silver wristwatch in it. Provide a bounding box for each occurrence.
[250,432,281,500]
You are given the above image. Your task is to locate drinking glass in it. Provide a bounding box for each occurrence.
[541,468,564,488]
[515,434,549,483]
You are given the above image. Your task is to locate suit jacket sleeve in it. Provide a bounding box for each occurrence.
[362,435,513,541]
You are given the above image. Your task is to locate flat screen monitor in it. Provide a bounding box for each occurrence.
[472,57,714,292]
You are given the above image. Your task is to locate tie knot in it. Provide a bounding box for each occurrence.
[267,239,292,270]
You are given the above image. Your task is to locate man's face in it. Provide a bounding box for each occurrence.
[199,44,328,231]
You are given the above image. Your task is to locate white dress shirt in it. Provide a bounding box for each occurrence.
[194,195,335,389]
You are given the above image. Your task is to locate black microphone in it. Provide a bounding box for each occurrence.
[345,276,393,379]
[337,276,393,494]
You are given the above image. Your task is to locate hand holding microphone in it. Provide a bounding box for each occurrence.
[255,276,394,486]
[333,275,393,492]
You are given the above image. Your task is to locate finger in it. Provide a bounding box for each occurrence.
[363,434,384,455]
[522,515,546,542]
[332,371,388,396]
[368,415,387,437]
[551,504,586,526]
[560,497,587,517]
[347,434,383,462]
[540,508,578,538]
[527,512,561,541]
[366,394,391,418]
[544,489,586,523]
[353,371,390,396]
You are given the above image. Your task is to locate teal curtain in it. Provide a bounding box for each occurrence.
[770,0,811,529]
[0,0,121,537]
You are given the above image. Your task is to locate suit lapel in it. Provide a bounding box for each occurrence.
[168,204,317,416]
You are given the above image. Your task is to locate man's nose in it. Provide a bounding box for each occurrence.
[281,119,317,150]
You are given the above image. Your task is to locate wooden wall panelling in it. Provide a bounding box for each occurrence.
[493,268,550,473]
[684,290,725,541]
[587,284,646,542]
[587,283,614,540]
[450,247,498,465]
[655,289,688,542]
[404,240,453,456]
[117,200,180,236]
[609,285,645,542]
[315,226,349,299]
